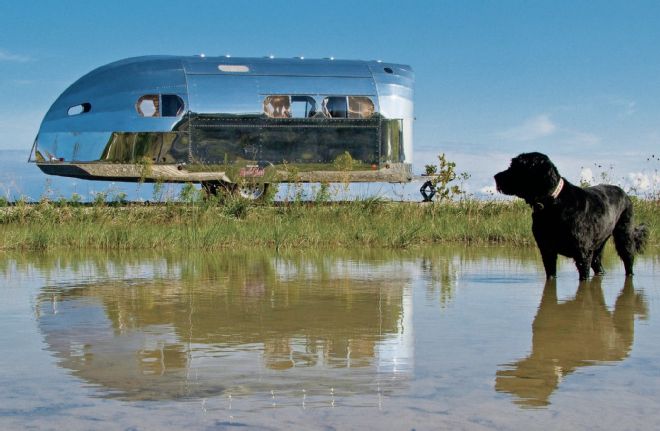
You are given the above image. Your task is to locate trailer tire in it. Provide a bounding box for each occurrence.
[236,182,269,200]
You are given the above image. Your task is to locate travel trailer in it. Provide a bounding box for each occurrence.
[30,55,414,198]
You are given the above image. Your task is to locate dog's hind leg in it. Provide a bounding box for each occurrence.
[613,205,636,276]
[591,241,607,276]
[575,251,593,281]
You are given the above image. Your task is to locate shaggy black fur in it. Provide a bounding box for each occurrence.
[494,152,648,280]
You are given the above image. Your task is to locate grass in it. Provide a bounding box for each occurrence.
[0,198,657,251]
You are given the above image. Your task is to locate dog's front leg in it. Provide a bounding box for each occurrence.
[539,248,558,279]
[591,242,607,276]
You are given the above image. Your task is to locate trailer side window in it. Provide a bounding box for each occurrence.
[263,96,291,118]
[348,96,375,118]
[322,97,348,118]
[136,94,184,117]
[137,95,160,117]
[291,96,317,118]
[67,103,91,116]
[161,95,185,117]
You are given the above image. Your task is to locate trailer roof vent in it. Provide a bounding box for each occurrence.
[218,65,249,72]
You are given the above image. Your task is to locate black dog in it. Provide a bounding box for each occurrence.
[494,152,648,280]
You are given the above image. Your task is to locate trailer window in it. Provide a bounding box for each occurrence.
[348,96,375,118]
[136,95,184,117]
[322,97,348,118]
[136,95,160,117]
[67,103,91,116]
[291,96,317,118]
[263,96,291,118]
[161,95,185,117]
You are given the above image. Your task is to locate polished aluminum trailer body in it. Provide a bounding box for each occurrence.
[31,56,414,185]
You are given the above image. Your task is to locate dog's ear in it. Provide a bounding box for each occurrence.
[533,155,561,197]
[503,153,561,203]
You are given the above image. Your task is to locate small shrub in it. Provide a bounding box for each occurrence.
[334,151,354,190]
[262,182,279,205]
[333,151,355,171]
[430,153,471,202]
[92,192,107,207]
[69,193,82,207]
[222,196,251,219]
[111,191,128,205]
[179,183,202,204]
[314,182,331,203]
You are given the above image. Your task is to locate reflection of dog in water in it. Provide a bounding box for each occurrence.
[496,278,647,408]
[494,152,648,280]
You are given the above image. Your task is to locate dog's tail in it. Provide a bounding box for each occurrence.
[613,203,648,272]
[632,224,649,254]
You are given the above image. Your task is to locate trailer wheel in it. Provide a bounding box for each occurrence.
[202,181,269,201]
[236,183,269,200]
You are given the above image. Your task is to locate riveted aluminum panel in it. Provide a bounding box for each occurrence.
[188,115,383,167]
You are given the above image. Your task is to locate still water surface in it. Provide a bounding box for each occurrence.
[0,247,659,430]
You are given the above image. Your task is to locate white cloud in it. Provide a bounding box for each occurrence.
[0,49,32,63]
[497,114,557,142]
[579,167,594,186]
[627,172,660,193]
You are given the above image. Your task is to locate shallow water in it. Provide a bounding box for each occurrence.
[0,247,659,430]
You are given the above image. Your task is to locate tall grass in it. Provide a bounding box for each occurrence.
[0,198,657,251]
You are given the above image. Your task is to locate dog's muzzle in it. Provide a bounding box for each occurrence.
[494,171,510,194]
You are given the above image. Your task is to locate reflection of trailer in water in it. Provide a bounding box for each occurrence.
[30,55,415,199]
[35,255,414,400]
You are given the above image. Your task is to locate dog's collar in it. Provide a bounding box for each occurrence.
[550,177,564,199]
[532,178,564,212]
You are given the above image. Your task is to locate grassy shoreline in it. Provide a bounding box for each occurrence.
[0,199,657,251]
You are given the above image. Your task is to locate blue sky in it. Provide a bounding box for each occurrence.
[1,0,659,197]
